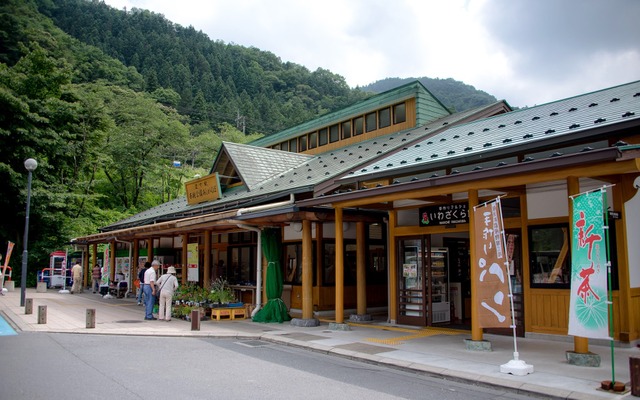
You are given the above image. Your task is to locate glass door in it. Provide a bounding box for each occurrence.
[397,238,427,325]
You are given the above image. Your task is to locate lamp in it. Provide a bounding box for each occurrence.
[20,158,37,307]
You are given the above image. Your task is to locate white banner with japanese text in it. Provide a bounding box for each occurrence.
[473,198,511,328]
[568,190,609,339]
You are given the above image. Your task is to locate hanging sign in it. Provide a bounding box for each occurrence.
[185,173,221,205]
[568,190,609,339]
[473,199,511,328]
[187,243,199,282]
[419,203,469,226]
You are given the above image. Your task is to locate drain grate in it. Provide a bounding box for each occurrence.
[235,340,270,348]
[115,320,144,324]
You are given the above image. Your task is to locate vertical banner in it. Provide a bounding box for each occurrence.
[568,191,609,339]
[473,199,511,328]
[187,243,199,282]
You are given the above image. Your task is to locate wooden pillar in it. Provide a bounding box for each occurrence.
[181,234,188,285]
[335,207,344,324]
[520,192,533,334]
[356,221,367,316]
[567,176,589,354]
[302,220,313,319]
[109,241,116,283]
[388,211,398,323]
[147,239,154,263]
[129,239,140,282]
[469,189,483,341]
[83,245,89,287]
[204,230,211,289]
[616,174,638,342]
[316,223,323,287]
[92,243,97,270]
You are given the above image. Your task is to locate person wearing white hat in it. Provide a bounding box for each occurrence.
[155,266,179,321]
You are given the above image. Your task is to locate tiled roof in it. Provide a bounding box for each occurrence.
[220,142,312,191]
[344,80,640,182]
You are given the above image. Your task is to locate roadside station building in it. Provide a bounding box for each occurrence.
[72,80,640,349]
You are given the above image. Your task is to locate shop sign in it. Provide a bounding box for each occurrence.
[185,173,221,205]
[419,203,469,226]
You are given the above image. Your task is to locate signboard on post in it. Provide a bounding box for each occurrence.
[185,173,221,205]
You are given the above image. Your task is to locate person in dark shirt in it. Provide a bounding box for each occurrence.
[137,262,150,305]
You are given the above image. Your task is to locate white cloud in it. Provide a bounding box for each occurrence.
[101,0,640,107]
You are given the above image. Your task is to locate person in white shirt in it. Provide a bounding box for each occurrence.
[143,260,159,320]
[155,266,179,321]
[70,263,83,294]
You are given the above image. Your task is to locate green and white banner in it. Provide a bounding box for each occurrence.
[568,190,609,339]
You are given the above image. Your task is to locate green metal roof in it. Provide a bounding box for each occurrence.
[249,80,450,148]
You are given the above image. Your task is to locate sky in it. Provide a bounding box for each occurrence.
[101,0,640,108]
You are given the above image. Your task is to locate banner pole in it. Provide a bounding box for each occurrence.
[602,188,615,385]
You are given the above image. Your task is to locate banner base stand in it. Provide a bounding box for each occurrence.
[566,350,601,367]
[500,358,534,376]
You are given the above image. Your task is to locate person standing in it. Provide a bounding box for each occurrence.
[91,264,102,293]
[136,262,149,305]
[70,263,83,294]
[155,266,179,321]
[143,260,159,320]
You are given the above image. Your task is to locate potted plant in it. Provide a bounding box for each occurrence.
[209,278,235,306]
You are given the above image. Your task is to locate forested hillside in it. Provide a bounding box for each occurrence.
[362,77,497,112]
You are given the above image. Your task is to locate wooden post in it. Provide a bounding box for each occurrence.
[335,207,344,324]
[469,189,482,342]
[388,211,398,324]
[182,234,188,286]
[356,221,366,316]
[302,220,313,320]
[191,309,200,331]
[204,230,211,289]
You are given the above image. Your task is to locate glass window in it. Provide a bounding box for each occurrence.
[318,128,328,146]
[393,102,406,124]
[289,138,297,153]
[329,124,339,143]
[529,224,570,288]
[280,141,288,152]
[365,112,377,132]
[378,107,391,128]
[298,135,307,152]
[341,121,351,139]
[353,116,364,136]
[309,131,317,149]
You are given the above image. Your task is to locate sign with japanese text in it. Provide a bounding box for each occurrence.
[187,242,199,282]
[568,190,609,339]
[473,199,511,328]
[419,203,469,226]
[185,173,221,206]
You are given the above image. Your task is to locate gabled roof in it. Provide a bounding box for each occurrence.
[341,80,640,183]
[212,142,312,191]
[248,80,451,148]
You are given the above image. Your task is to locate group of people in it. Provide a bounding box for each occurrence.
[138,260,179,321]
[70,260,179,321]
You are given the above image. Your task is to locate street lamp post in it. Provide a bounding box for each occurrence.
[20,158,37,307]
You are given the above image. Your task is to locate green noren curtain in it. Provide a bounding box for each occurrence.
[252,228,291,323]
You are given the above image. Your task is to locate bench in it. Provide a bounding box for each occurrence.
[210,306,246,321]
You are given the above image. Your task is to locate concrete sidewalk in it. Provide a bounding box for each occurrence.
[0,288,637,399]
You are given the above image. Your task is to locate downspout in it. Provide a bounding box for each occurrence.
[236,194,295,317]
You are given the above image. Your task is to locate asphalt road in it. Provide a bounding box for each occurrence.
[0,332,548,400]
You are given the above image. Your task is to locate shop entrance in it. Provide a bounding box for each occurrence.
[397,235,453,326]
